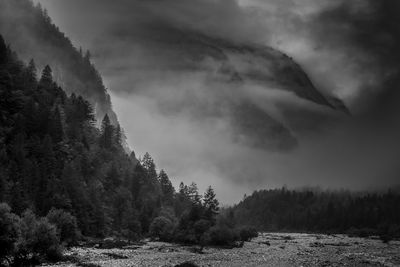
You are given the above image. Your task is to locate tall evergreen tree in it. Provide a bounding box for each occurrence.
[26,59,37,83]
[0,34,7,64]
[115,124,122,146]
[141,152,157,180]
[188,182,201,204]
[203,186,219,220]
[40,65,53,85]
[158,170,175,206]
[99,114,114,148]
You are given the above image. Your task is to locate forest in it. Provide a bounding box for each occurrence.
[231,187,400,241]
[0,34,255,265]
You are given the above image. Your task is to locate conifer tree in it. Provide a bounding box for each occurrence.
[100,114,114,148]
[27,59,37,82]
[158,170,175,205]
[115,124,122,146]
[0,34,7,64]
[40,65,53,85]
[203,186,219,220]
[141,152,157,179]
[188,182,201,204]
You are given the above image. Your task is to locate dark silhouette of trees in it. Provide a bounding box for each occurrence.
[231,187,400,239]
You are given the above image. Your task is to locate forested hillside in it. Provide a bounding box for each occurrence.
[0,33,155,237]
[231,188,400,240]
[0,34,253,264]
[0,0,118,124]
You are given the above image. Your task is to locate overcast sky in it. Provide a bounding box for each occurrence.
[33,0,400,203]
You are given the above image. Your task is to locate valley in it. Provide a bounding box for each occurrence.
[48,233,400,267]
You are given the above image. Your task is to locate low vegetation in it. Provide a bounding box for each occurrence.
[0,203,78,265]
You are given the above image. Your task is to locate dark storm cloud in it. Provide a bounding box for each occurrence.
[34,0,400,203]
[311,0,400,114]
[36,0,266,46]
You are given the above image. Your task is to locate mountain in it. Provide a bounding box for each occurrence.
[0,0,117,124]
[110,23,348,150]
[0,0,347,150]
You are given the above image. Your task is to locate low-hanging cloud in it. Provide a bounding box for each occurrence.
[34,0,400,203]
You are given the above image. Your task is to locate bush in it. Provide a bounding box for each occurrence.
[206,226,238,246]
[149,216,175,241]
[47,208,79,246]
[0,203,20,264]
[175,229,197,244]
[239,227,258,241]
[17,210,62,262]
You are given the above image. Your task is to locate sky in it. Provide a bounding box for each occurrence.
[33,0,400,203]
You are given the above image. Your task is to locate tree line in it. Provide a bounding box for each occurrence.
[231,187,400,241]
[0,35,255,265]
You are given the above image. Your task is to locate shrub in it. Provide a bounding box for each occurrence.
[17,210,62,262]
[47,208,79,246]
[149,216,175,241]
[206,226,238,246]
[33,218,62,261]
[0,203,20,264]
[239,227,258,241]
[175,229,197,244]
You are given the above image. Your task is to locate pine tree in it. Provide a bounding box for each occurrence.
[100,114,114,148]
[179,182,189,198]
[40,65,53,85]
[203,186,219,220]
[141,152,157,179]
[27,59,37,83]
[0,34,7,64]
[188,182,201,204]
[158,170,175,206]
[115,124,122,146]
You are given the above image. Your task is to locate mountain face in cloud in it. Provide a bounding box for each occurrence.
[102,24,345,150]
[27,0,400,203]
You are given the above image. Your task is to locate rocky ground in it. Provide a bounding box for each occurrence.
[44,233,400,267]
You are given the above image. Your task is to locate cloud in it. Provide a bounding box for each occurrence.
[34,0,400,203]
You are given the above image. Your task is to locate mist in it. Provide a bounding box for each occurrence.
[33,0,400,203]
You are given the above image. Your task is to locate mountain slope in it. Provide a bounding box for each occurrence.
[119,23,347,149]
[0,0,117,124]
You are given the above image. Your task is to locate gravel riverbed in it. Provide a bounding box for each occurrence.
[43,233,400,267]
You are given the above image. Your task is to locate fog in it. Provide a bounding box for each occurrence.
[34,0,400,203]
